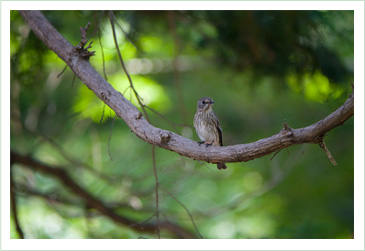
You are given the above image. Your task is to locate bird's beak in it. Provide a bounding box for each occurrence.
[208,101,215,104]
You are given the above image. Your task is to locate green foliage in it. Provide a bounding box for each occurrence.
[10,10,353,239]
[287,70,344,102]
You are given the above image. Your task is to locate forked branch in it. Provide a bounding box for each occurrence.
[19,10,354,166]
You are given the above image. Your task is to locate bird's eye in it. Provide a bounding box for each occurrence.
[202,101,206,104]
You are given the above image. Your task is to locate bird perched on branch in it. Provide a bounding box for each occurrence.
[194,97,227,170]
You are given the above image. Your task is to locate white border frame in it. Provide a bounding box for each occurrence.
[2,1,364,250]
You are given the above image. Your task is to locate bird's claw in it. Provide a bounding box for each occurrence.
[205,141,213,147]
[197,141,214,147]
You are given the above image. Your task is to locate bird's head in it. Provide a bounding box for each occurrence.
[197,97,215,112]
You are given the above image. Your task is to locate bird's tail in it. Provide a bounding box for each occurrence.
[217,163,227,170]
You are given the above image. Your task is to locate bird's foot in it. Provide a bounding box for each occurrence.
[205,141,214,147]
[198,141,205,146]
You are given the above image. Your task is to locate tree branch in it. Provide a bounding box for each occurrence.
[10,169,25,239]
[19,10,354,166]
[10,151,197,238]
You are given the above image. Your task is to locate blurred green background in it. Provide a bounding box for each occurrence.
[10,10,354,239]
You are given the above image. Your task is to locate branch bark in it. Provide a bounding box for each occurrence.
[18,10,354,165]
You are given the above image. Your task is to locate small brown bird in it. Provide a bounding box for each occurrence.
[193,97,227,170]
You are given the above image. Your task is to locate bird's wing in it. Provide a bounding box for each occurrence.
[213,112,223,146]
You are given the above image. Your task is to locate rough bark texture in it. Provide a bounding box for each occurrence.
[19,10,354,165]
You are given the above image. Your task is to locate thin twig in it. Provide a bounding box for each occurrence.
[26,129,117,184]
[57,65,68,78]
[95,11,108,81]
[71,74,76,87]
[122,86,131,96]
[129,213,156,228]
[204,147,303,217]
[108,11,165,239]
[144,106,193,131]
[159,184,203,239]
[108,114,116,161]
[270,149,282,161]
[319,140,338,165]
[11,151,196,238]
[152,146,161,238]
[10,169,25,239]
[112,14,138,51]
[160,212,178,238]
[91,11,104,38]
[108,10,149,121]
[167,11,188,124]
[100,103,106,124]
[75,22,95,59]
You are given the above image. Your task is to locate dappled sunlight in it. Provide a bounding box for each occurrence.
[110,74,172,112]
[286,71,344,102]
[72,73,172,122]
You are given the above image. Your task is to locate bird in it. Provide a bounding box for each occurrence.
[193,97,227,170]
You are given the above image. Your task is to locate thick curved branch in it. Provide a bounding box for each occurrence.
[10,151,196,238]
[19,10,354,165]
